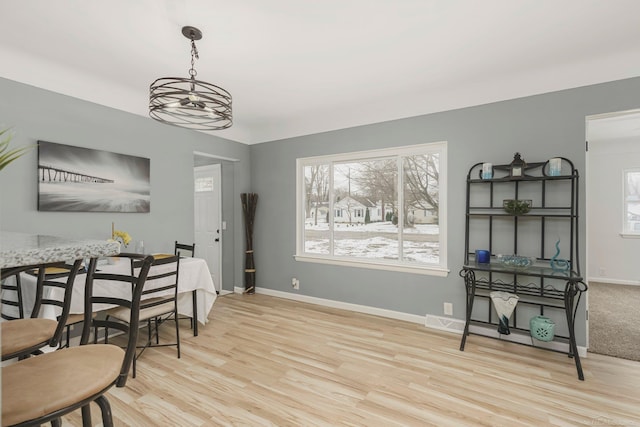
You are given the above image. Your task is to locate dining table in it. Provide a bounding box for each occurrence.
[1,232,217,338]
[6,255,217,338]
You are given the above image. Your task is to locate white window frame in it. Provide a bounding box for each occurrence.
[295,141,448,276]
[622,168,640,238]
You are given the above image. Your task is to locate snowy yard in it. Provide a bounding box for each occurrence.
[304,221,440,263]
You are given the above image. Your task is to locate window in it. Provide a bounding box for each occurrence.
[194,176,214,192]
[296,142,447,275]
[624,168,640,234]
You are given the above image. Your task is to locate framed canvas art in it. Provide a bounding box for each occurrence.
[38,141,150,212]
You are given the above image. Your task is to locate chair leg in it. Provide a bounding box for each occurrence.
[192,290,199,336]
[175,311,181,359]
[105,315,110,344]
[59,324,71,349]
[132,349,137,378]
[81,404,92,427]
[155,317,160,344]
[51,418,62,427]
[95,395,115,427]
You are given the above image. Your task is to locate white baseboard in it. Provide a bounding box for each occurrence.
[234,285,588,358]
[250,286,426,324]
[586,277,640,286]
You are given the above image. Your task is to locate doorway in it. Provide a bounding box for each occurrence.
[585,109,640,361]
[194,164,222,293]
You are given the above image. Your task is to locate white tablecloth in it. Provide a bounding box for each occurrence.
[9,257,216,326]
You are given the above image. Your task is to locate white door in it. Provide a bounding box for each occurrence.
[194,164,222,292]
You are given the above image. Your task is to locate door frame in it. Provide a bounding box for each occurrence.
[584,108,640,349]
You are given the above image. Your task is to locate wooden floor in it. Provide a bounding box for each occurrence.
[65,293,640,426]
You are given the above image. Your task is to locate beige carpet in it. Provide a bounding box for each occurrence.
[588,281,640,361]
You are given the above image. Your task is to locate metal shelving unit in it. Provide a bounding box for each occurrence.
[459,154,588,380]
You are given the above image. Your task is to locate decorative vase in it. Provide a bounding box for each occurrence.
[490,291,519,335]
[530,315,555,342]
[550,239,570,272]
[475,249,490,264]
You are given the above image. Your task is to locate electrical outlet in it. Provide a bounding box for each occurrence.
[598,267,606,276]
[292,278,300,290]
[444,302,453,316]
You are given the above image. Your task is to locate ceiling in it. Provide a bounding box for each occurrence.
[2,1,640,145]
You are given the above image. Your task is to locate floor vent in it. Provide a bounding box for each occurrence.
[424,314,465,334]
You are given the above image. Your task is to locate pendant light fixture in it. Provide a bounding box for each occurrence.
[149,26,232,130]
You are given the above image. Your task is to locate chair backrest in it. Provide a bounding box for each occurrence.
[1,270,24,320]
[133,254,180,318]
[0,260,84,361]
[174,241,195,257]
[30,259,84,347]
[81,253,154,387]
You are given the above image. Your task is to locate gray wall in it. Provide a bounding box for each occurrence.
[250,76,640,346]
[3,75,640,345]
[0,77,250,292]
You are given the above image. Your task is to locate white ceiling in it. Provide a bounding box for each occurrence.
[1,0,640,145]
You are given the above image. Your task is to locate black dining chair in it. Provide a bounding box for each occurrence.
[93,253,181,378]
[29,263,96,349]
[1,259,83,361]
[2,343,125,426]
[174,241,201,333]
[1,255,154,426]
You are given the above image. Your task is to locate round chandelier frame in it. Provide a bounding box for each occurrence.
[149,26,232,131]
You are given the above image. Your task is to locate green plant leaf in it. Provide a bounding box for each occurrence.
[0,128,34,171]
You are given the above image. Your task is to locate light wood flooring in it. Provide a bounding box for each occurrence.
[65,293,640,426]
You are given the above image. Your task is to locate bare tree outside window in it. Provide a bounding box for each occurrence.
[299,142,447,270]
[304,164,330,254]
[403,154,440,263]
[333,160,399,260]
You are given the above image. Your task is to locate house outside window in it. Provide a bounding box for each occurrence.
[296,141,448,276]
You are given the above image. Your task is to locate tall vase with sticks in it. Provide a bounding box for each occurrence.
[241,193,258,294]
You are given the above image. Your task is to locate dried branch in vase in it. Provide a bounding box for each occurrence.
[241,193,259,294]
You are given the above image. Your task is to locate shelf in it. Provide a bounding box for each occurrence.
[467,212,574,218]
[467,319,571,342]
[468,206,571,210]
[461,155,585,380]
[463,262,582,281]
[468,174,576,183]
[470,276,566,301]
